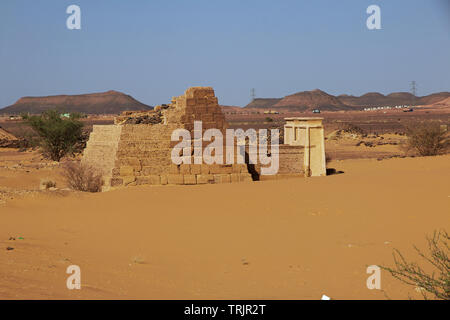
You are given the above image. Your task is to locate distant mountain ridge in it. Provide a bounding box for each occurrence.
[2,89,449,114]
[274,89,353,111]
[245,90,450,111]
[245,98,282,109]
[0,90,153,115]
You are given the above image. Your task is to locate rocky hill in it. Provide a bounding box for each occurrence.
[428,96,450,107]
[418,92,450,105]
[338,92,416,107]
[273,89,353,111]
[337,92,450,107]
[244,89,450,110]
[0,90,153,115]
[245,98,282,109]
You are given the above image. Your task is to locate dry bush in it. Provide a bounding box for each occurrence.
[61,162,103,192]
[340,123,366,135]
[381,230,449,300]
[40,179,56,190]
[404,122,449,156]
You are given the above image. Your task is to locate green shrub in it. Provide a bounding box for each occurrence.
[23,110,84,161]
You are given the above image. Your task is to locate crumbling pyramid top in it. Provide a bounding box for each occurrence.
[114,86,226,131]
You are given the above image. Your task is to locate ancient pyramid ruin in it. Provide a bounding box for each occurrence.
[82,86,326,190]
[82,87,252,189]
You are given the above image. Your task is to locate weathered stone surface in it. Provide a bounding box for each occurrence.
[284,118,326,177]
[120,166,134,176]
[200,164,210,174]
[122,176,136,185]
[83,87,243,187]
[183,175,197,185]
[169,164,179,174]
[83,87,320,189]
[239,173,254,182]
[214,174,231,184]
[230,173,240,183]
[136,177,149,185]
[148,175,161,185]
[196,174,214,184]
[190,164,201,175]
[167,174,184,185]
[110,178,123,187]
[82,125,123,191]
[180,164,190,174]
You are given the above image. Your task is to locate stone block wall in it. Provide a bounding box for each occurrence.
[82,87,321,190]
[246,144,305,181]
[83,87,252,188]
[109,124,252,187]
[82,125,122,189]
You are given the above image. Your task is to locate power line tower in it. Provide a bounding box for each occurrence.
[251,88,256,102]
[410,81,417,106]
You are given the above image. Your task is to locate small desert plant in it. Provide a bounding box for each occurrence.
[40,179,56,190]
[381,230,449,300]
[404,122,449,156]
[340,123,365,135]
[23,110,84,161]
[61,162,103,192]
[131,256,147,264]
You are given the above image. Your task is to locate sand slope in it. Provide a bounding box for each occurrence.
[0,155,449,299]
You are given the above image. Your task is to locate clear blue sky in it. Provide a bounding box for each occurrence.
[0,0,449,107]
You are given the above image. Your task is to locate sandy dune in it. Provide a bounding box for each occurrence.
[0,155,449,299]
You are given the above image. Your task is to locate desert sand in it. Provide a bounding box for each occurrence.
[1,153,448,299]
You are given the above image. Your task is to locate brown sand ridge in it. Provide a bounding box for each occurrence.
[0,154,449,299]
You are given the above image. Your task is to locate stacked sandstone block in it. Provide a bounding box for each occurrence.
[109,124,252,187]
[82,87,253,188]
[169,87,227,133]
[125,163,251,186]
[81,125,123,189]
[249,145,305,181]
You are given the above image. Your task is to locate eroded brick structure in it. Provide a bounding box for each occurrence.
[82,87,326,190]
[284,117,326,177]
[82,87,252,189]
